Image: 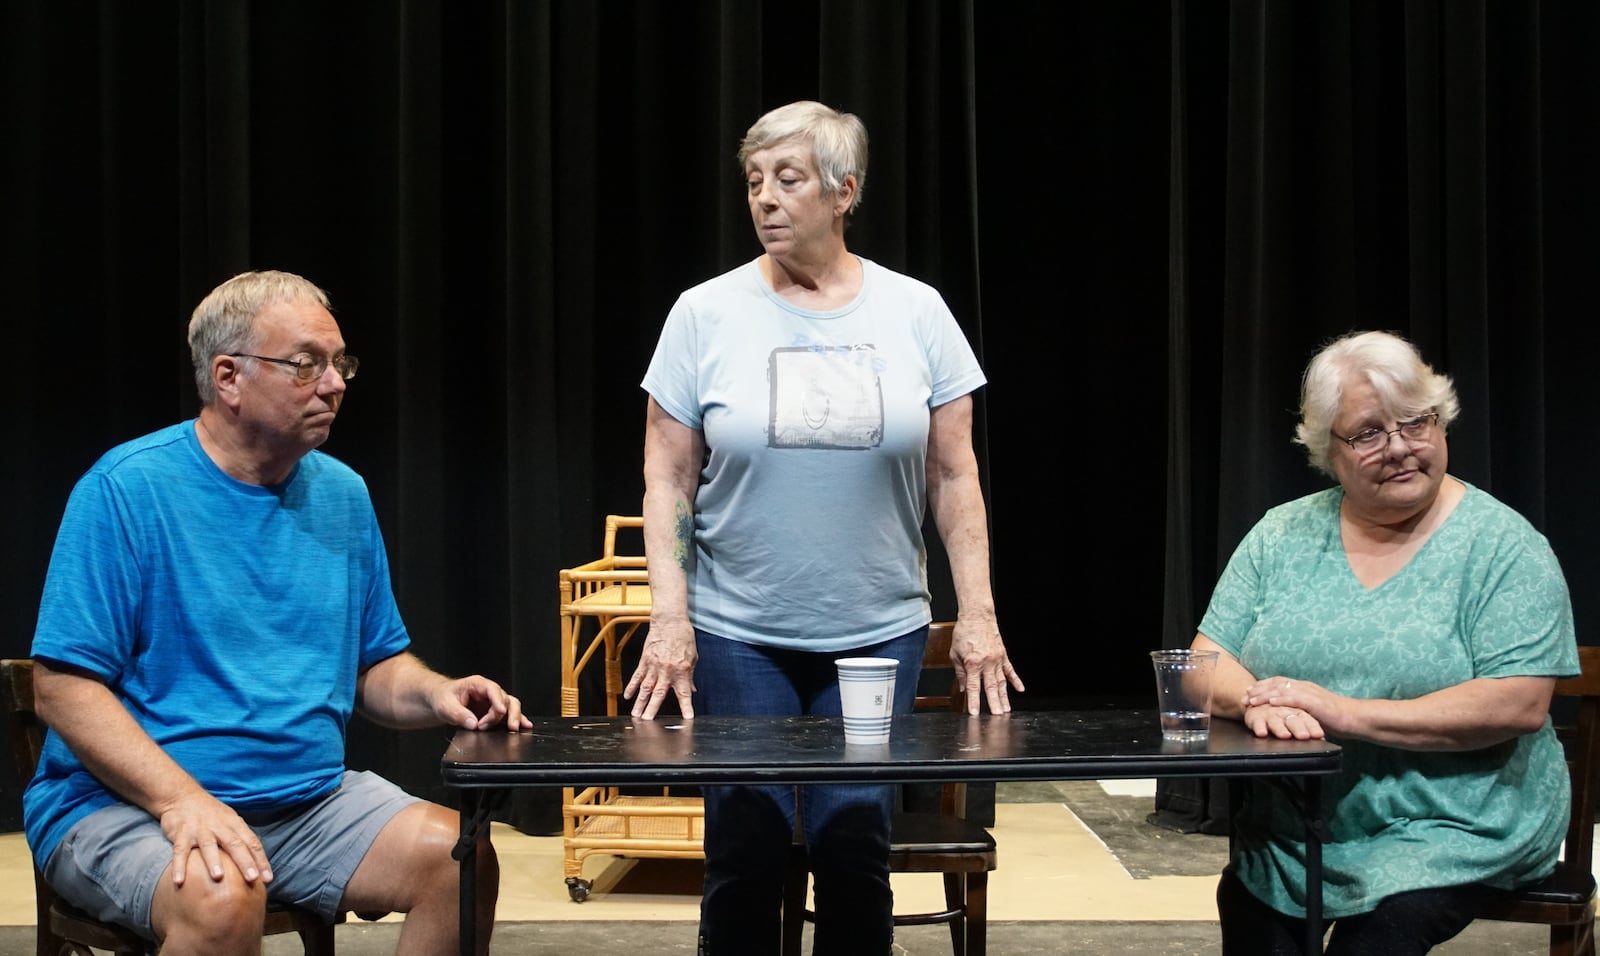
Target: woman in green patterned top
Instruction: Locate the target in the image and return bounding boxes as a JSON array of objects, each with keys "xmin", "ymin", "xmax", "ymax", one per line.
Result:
[{"xmin": 1192, "ymin": 330, "xmax": 1578, "ymax": 955}]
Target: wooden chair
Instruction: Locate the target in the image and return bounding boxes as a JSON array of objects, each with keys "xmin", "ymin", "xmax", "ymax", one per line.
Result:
[
  {"xmin": 1472, "ymin": 644, "xmax": 1600, "ymax": 956},
  {"xmin": 781, "ymin": 622, "xmax": 998, "ymax": 956},
  {"xmin": 1, "ymin": 658, "xmax": 342, "ymax": 956}
]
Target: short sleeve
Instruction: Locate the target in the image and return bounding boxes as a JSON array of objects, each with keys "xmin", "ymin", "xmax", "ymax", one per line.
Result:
[
  {"xmin": 1463, "ymin": 523, "xmax": 1577, "ymax": 680},
  {"xmin": 641, "ymin": 294, "xmax": 704, "ymax": 430},
  {"xmin": 1197, "ymin": 521, "xmax": 1268, "ymax": 658},
  {"xmin": 924, "ymin": 295, "xmax": 986, "ymax": 408},
  {"xmin": 32, "ymin": 472, "xmax": 141, "ymax": 680}
]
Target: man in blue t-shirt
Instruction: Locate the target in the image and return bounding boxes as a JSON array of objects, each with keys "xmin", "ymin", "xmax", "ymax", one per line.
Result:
[{"xmin": 26, "ymin": 270, "xmax": 529, "ymax": 954}]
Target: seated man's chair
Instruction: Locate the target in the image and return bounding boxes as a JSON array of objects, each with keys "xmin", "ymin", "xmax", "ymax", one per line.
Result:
[
  {"xmin": 781, "ymin": 622, "xmax": 998, "ymax": 956},
  {"xmin": 2, "ymin": 658, "xmax": 343, "ymax": 956},
  {"xmin": 1472, "ymin": 643, "xmax": 1600, "ymax": 956}
]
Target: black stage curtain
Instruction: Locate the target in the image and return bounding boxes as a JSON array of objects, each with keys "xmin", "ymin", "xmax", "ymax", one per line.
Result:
[
  {"xmin": 1153, "ymin": 0, "xmax": 1600, "ymax": 832},
  {"xmin": 3, "ymin": 2, "xmax": 1595, "ymax": 837}
]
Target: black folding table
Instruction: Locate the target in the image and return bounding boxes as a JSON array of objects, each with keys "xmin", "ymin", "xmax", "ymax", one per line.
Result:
[{"xmin": 441, "ymin": 709, "xmax": 1341, "ymax": 955}]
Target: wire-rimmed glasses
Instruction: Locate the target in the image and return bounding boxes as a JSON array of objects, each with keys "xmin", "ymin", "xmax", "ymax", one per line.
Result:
[
  {"xmin": 230, "ymin": 352, "xmax": 359, "ymax": 383},
  {"xmin": 1331, "ymin": 412, "xmax": 1437, "ymax": 456}
]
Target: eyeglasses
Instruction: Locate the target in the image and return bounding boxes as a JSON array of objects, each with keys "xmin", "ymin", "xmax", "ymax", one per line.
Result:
[
  {"xmin": 1331, "ymin": 412, "xmax": 1437, "ymax": 455},
  {"xmin": 231, "ymin": 352, "xmax": 359, "ymax": 383}
]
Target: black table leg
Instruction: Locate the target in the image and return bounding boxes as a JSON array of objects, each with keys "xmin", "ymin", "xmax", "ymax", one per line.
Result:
[
  {"xmin": 455, "ymin": 790, "xmax": 480, "ymax": 956},
  {"xmin": 453, "ymin": 789, "xmax": 503, "ymax": 956},
  {"xmin": 1240, "ymin": 775, "xmax": 1332, "ymax": 954},
  {"xmin": 1303, "ymin": 777, "xmax": 1324, "ymax": 954}
]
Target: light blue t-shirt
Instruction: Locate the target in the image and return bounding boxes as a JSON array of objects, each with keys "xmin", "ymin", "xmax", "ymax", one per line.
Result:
[
  {"xmin": 641, "ymin": 257, "xmax": 986, "ymax": 651},
  {"xmin": 26, "ymin": 421, "xmax": 411, "ymax": 864},
  {"xmin": 1200, "ymin": 482, "xmax": 1577, "ymax": 918}
]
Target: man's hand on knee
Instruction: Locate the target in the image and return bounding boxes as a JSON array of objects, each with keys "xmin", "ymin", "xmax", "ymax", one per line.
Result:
[{"xmin": 157, "ymin": 791, "xmax": 273, "ymax": 886}]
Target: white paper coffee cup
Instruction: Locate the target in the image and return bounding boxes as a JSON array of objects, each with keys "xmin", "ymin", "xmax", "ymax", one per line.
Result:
[{"xmin": 836, "ymin": 657, "xmax": 898, "ymax": 744}]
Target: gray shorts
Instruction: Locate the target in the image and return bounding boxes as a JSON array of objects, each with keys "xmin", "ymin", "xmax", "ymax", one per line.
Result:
[{"xmin": 42, "ymin": 770, "xmax": 422, "ymax": 940}]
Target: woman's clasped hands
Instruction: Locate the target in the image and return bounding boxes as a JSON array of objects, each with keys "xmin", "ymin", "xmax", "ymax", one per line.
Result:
[{"xmin": 1241, "ymin": 675, "xmax": 1332, "ymax": 740}]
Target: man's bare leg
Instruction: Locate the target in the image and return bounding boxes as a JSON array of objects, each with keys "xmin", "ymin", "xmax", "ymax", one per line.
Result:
[
  {"xmin": 149, "ymin": 852, "xmax": 268, "ymax": 956},
  {"xmin": 342, "ymin": 801, "xmax": 499, "ymax": 955}
]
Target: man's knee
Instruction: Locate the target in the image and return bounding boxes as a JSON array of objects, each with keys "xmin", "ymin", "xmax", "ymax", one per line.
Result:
[
  {"xmin": 152, "ymin": 863, "xmax": 269, "ymax": 949},
  {"xmin": 406, "ymin": 802, "xmax": 472, "ymax": 880},
  {"xmin": 348, "ymin": 801, "xmax": 479, "ymax": 912}
]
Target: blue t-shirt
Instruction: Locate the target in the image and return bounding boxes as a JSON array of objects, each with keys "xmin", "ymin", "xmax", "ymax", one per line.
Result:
[
  {"xmin": 641, "ymin": 257, "xmax": 986, "ymax": 651},
  {"xmin": 1199, "ymin": 482, "xmax": 1577, "ymax": 918},
  {"xmin": 25, "ymin": 421, "xmax": 411, "ymax": 864}
]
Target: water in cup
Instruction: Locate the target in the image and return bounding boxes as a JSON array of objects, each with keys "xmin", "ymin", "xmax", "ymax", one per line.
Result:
[
  {"xmin": 1150, "ymin": 649, "xmax": 1218, "ymax": 741},
  {"xmin": 1160, "ymin": 709, "xmax": 1211, "ymax": 740}
]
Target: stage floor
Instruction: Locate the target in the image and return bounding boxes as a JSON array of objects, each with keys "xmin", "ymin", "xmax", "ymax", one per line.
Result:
[{"xmin": 0, "ymin": 780, "xmax": 1567, "ymax": 954}]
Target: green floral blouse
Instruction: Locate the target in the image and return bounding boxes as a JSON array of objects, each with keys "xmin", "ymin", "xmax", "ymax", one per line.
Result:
[{"xmin": 1199, "ymin": 481, "xmax": 1578, "ymax": 918}]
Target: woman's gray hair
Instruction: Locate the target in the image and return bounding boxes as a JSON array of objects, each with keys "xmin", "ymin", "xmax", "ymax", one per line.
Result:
[
  {"xmin": 1294, "ymin": 330, "xmax": 1461, "ymax": 476},
  {"xmin": 187, "ymin": 270, "xmax": 331, "ymax": 406},
  {"xmin": 738, "ymin": 100, "xmax": 868, "ymax": 217}
]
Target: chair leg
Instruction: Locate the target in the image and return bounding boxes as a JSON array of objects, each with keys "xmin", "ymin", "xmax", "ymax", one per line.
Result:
[
  {"xmin": 1550, "ymin": 919, "xmax": 1599, "ymax": 956},
  {"xmin": 781, "ymin": 845, "xmax": 808, "ymax": 956},
  {"xmin": 941, "ymin": 872, "xmax": 966, "ymax": 956},
  {"xmin": 965, "ymin": 871, "xmax": 988, "ymax": 956},
  {"xmin": 300, "ymin": 919, "xmax": 337, "ymax": 956}
]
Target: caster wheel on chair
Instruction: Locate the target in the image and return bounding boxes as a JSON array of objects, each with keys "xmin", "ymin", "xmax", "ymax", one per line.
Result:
[{"xmin": 566, "ymin": 877, "xmax": 592, "ymax": 902}]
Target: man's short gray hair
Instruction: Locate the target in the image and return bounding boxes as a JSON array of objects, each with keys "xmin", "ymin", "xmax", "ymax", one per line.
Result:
[{"xmin": 187, "ymin": 271, "xmax": 331, "ymax": 405}]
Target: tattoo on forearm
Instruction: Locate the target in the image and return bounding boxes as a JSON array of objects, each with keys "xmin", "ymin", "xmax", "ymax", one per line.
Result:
[{"xmin": 673, "ymin": 501, "xmax": 693, "ymax": 572}]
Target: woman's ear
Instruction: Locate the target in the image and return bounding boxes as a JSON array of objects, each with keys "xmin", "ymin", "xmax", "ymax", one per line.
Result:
[{"xmin": 833, "ymin": 174, "xmax": 858, "ymax": 217}]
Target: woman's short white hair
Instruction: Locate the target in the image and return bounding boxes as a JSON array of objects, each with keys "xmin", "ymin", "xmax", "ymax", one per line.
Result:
[
  {"xmin": 1294, "ymin": 330, "xmax": 1461, "ymax": 476},
  {"xmin": 737, "ymin": 100, "xmax": 868, "ymax": 217},
  {"xmin": 187, "ymin": 270, "xmax": 331, "ymax": 406}
]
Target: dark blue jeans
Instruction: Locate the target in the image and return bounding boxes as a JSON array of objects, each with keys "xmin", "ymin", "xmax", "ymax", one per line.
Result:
[{"xmin": 692, "ymin": 626, "xmax": 927, "ymax": 956}]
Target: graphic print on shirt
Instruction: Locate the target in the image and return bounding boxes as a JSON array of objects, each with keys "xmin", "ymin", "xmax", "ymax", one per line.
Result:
[{"xmin": 767, "ymin": 344, "xmax": 883, "ymax": 449}]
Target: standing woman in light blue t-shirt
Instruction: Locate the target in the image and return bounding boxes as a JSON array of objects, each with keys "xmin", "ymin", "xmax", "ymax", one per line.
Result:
[
  {"xmin": 1192, "ymin": 330, "xmax": 1577, "ymax": 955},
  {"xmin": 624, "ymin": 101, "xmax": 1025, "ymax": 955}
]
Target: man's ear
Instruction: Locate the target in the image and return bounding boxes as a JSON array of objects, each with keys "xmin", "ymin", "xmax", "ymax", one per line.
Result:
[{"xmin": 213, "ymin": 356, "xmax": 244, "ymax": 408}]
